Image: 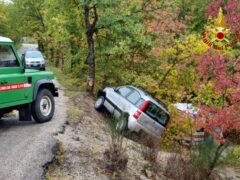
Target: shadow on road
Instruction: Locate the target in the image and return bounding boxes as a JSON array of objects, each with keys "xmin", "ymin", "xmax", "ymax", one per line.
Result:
[{"xmin": 0, "ymin": 118, "xmax": 36, "ymax": 129}]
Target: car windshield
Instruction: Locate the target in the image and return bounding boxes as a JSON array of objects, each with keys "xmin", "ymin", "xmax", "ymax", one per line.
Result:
[
  {"xmin": 26, "ymin": 51, "xmax": 43, "ymax": 58},
  {"xmin": 144, "ymin": 102, "xmax": 169, "ymax": 126}
]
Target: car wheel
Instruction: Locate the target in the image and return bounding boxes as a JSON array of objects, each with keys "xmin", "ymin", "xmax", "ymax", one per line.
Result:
[
  {"xmin": 95, "ymin": 96, "xmax": 105, "ymax": 111},
  {"xmin": 32, "ymin": 89, "xmax": 55, "ymax": 123},
  {"xmin": 116, "ymin": 114, "xmax": 128, "ymax": 131}
]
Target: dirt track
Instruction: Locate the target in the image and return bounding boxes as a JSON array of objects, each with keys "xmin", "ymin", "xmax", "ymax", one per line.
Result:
[{"xmin": 0, "ymin": 81, "xmax": 67, "ymax": 180}]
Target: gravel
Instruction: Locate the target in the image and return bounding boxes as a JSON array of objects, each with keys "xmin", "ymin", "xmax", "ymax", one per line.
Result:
[{"xmin": 0, "ymin": 81, "xmax": 68, "ymax": 180}]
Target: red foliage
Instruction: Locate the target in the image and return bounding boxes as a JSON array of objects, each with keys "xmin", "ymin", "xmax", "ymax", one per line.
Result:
[
  {"xmin": 196, "ymin": 51, "xmax": 240, "ymax": 142},
  {"xmin": 150, "ymin": 7, "xmax": 187, "ymax": 44},
  {"xmin": 198, "ymin": 52, "xmax": 239, "ymax": 95},
  {"xmin": 149, "ymin": 7, "xmax": 188, "ymax": 56},
  {"xmin": 205, "ymin": 0, "xmax": 240, "ymax": 32},
  {"xmin": 195, "ymin": 1, "xmax": 240, "ymax": 142}
]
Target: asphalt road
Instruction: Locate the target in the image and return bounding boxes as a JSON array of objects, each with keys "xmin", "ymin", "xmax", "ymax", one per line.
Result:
[{"xmin": 0, "ymin": 44, "xmax": 68, "ymax": 180}]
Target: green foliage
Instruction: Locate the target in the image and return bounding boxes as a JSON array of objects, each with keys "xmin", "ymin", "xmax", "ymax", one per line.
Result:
[
  {"xmin": 190, "ymin": 139, "xmax": 230, "ymax": 179},
  {"xmin": 160, "ymin": 105, "xmax": 194, "ymax": 150},
  {"xmin": 0, "ymin": 1, "xmax": 8, "ymax": 36},
  {"xmin": 222, "ymin": 146, "xmax": 240, "ymax": 167},
  {"xmin": 2, "ymin": 0, "xmax": 239, "ymax": 156},
  {"xmin": 1, "ymin": 0, "xmax": 213, "ymax": 102},
  {"xmin": 194, "ymin": 82, "xmax": 223, "ymax": 107},
  {"xmin": 191, "ymin": 139, "xmax": 219, "ymax": 169},
  {"xmin": 165, "ymin": 138, "xmax": 229, "ymax": 179}
]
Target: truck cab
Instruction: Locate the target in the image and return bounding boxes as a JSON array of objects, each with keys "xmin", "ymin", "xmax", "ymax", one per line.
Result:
[{"xmin": 0, "ymin": 36, "xmax": 58, "ymax": 123}]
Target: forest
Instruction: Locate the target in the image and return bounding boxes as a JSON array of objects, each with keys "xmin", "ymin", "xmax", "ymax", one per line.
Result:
[{"xmin": 0, "ymin": 0, "xmax": 240, "ymax": 178}]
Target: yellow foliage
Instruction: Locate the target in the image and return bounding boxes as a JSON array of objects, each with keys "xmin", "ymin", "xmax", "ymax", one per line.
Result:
[{"xmin": 161, "ymin": 105, "xmax": 194, "ymax": 150}]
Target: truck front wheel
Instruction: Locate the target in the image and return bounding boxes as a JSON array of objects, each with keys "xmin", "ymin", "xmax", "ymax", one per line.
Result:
[{"xmin": 32, "ymin": 89, "xmax": 55, "ymax": 123}]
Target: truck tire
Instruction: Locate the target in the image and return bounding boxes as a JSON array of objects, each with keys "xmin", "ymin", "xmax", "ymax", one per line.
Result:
[{"xmin": 32, "ymin": 89, "xmax": 55, "ymax": 123}]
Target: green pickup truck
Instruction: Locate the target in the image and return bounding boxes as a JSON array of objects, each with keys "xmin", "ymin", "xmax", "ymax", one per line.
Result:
[{"xmin": 0, "ymin": 36, "xmax": 58, "ymax": 123}]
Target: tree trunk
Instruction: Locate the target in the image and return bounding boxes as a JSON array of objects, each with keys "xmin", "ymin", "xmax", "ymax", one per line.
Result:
[
  {"xmin": 86, "ymin": 35, "xmax": 95, "ymax": 94},
  {"xmin": 38, "ymin": 40, "xmax": 44, "ymax": 52},
  {"xmin": 83, "ymin": 3, "xmax": 98, "ymax": 95}
]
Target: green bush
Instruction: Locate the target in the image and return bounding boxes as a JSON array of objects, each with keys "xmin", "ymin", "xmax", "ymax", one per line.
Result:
[
  {"xmin": 103, "ymin": 114, "xmax": 129, "ymax": 172},
  {"xmin": 222, "ymin": 146, "xmax": 240, "ymax": 167},
  {"xmin": 165, "ymin": 138, "xmax": 229, "ymax": 179}
]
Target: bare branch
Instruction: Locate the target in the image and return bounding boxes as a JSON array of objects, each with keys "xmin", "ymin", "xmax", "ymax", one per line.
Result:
[{"xmin": 91, "ymin": 5, "xmax": 98, "ymax": 31}]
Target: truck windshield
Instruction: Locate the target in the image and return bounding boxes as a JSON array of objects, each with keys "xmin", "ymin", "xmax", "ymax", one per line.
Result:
[
  {"xmin": 144, "ymin": 102, "xmax": 169, "ymax": 126},
  {"xmin": 0, "ymin": 45, "xmax": 19, "ymax": 68}
]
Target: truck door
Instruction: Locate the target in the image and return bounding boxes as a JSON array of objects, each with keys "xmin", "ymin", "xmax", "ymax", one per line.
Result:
[{"xmin": 0, "ymin": 44, "xmax": 30, "ymax": 105}]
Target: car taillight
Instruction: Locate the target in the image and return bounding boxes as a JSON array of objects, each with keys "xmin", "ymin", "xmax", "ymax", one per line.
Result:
[
  {"xmin": 133, "ymin": 100, "xmax": 150, "ymax": 120},
  {"xmin": 133, "ymin": 110, "xmax": 142, "ymax": 119}
]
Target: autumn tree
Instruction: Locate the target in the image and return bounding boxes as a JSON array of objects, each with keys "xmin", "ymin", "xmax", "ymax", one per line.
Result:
[
  {"xmin": 195, "ymin": 0, "xmax": 240, "ymax": 143},
  {"xmin": 0, "ymin": 1, "xmax": 8, "ymax": 36},
  {"xmin": 206, "ymin": 0, "xmax": 240, "ymax": 32},
  {"xmin": 192, "ymin": 0, "xmax": 240, "ymax": 176},
  {"xmin": 7, "ymin": 0, "xmax": 46, "ymax": 50},
  {"xmin": 68, "ymin": 0, "xmax": 162, "ymax": 94},
  {"xmin": 82, "ymin": 1, "xmax": 98, "ymax": 94}
]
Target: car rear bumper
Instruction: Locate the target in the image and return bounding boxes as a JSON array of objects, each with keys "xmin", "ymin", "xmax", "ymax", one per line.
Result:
[{"xmin": 128, "ymin": 116, "xmax": 164, "ymax": 138}]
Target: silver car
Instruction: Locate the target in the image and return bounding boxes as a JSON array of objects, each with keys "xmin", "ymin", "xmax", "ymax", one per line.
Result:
[
  {"xmin": 24, "ymin": 50, "xmax": 45, "ymax": 71},
  {"xmin": 95, "ymin": 86, "xmax": 170, "ymax": 137}
]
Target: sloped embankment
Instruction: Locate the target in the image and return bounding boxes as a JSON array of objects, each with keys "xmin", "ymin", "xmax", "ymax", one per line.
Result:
[
  {"xmin": 44, "ymin": 91, "xmax": 240, "ymax": 180},
  {"xmin": 45, "ymin": 92, "xmax": 170, "ymax": 180}
]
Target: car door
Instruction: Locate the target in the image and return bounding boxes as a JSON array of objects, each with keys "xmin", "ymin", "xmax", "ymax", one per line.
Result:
[
  {"xmin": 0, "ymin": 44, "xmax": 30, "ymax": 105},
  {"xmin": 112, "ymin": 88, "xmax": 142, "ymax": 117},
  {"xmin": 106, "ymin": 86, "xmax": 132, "ymax": 115},
  {"xmin": 123, "ymin": 89, "xmax": 142, "ymax": 111},
  {"xmin": 137, "ymin": 102, "xmax": 169, "ymax": 136}
]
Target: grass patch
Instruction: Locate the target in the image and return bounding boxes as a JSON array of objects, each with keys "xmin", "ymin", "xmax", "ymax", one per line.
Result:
[
  {"xmin": 49, "ymin": 66, "xmax": 85, "ymax": 97},
  {"xmin": 66, "ymin": 106, "xmax": 84, "ymax": 123},
  {"xmin": 222, "ymin": 146, "xmax": 240, "ymax": 167},
  {"xmin": 45, "ymin": 142, "xmax": 69, "ymax": 180}
]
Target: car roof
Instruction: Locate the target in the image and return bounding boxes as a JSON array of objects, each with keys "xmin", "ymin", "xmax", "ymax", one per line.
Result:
[
  {"xmin": 0, "ymin": 36, "xmax": 13, "ymax": 43},
  {"xmin": 126, "ymin": 85, "xmax": 169, "ymax": 114},
  {"xmin": 174, "ymin": 103, "xmax": 198, "ymax": 115}
]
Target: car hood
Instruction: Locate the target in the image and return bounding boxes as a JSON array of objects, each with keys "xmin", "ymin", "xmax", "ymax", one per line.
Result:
[{"xmin": 25, "ymin": 58, "xmax": 44, "ymax": 62}]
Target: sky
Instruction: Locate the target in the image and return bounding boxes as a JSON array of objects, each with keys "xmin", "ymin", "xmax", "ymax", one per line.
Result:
[{"xmin": 3, "ymin": 0, "xmax": 12, "ymax": 3}]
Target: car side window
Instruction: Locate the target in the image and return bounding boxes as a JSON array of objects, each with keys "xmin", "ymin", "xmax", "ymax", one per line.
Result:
[
  {"xmin": 127, "ymin": 90, "xmax": 141, "ymax": 104},
  {"xmin": 136, "ymin": 98, "xmax": 145, "ymax": 108},
  {"xmin": 117, "ymin": 87, "xmax": 131, "ymax": 97},
  {"xmin": 0, "ymin": 45, "xmax": 19, "ymax": 68}
]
